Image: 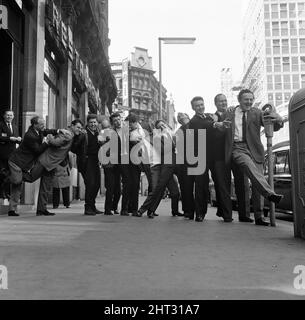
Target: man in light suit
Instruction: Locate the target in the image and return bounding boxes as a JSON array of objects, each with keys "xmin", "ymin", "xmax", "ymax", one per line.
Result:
[
  {"xmin": 214, "ymin": 89, "xmax": 284, "ymax": 226},
  {"xmin": 22, "ymin": 122, "xmax": 81, "ymax": 216}
]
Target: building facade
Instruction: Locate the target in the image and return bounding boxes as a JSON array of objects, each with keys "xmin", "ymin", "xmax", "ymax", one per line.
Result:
[
  {"xmin": 220, "ymin": 68, "xmax": 238, "ymax": 107},
  {"xmin": 0, "ymin": 0, "xmax": 116, "ymax": 208},
  {"xmin": 242, "ymin": 0, "xmax": 305, "ymax": 109},
  {"xmin": 111, "ymin": 47, "xmax": 167, "ymax": 124}
]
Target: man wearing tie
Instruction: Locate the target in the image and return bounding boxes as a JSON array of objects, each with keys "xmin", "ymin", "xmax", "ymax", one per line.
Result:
[
  {"xmin": 0, "ymin": 110, "xmax": 21, "ymax": 204},
  {"xmin": 215, "ymin": 89, "xmax": 284, "ymax": 226}
]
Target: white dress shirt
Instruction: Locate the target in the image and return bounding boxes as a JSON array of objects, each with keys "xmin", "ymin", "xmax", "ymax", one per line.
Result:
[{"xmin": 234, "ymin": 106, "xmax": 248, "ymax": 142}]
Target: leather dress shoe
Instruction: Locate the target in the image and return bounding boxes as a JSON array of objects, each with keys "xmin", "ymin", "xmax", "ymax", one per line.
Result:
[
  {"xmin": 53, "ymin": 206, "xmax": 59, "ymax": 209},
  {"xmin": 255, "ymin": 218, "xmax": 270, "ymax": 226},
  {"xmin": 132, "ymin": 212, "xmax": 142, "ymax": 217},
  {"xmin": 153, "ymin": 213, "xmax": 159, "ymax": 217},
  {"xmin": 195, "ymin": 216, "xmax": 204, "ymax": 222},
  {"xmin": 147, "ymin": 211, "xmax": 154, "ymax": 219},
  {"xmin": 104, "ymin": 211, "xmax": 113, "ymax": 216},
  {"xmin": 8, "ymin": 210, "xmax": 19, "ymax": 217},
  {"xmin": 95, "ymin": 208, "xmax": 104, "ymax": 215},
  {"xmin": 268, "ymin": 193, "xmax": 283, "ymax": 204},
  {"xmin": 216, "ymin": 211, "xmax": 223, "ymax": 218},
  {"xmin": 113, "ymin": 210, "xmax": 120, "ymax": 215},
  {"xmin": 84, "ymin": 205, "xmax": 96, "ymax": 216},
  {"xmin": 184, "ymin": 213, "xmax": 194, "ymax": 220},
  {"xmin": 36, "ymin": 210, "xmax": 55, "ymax": 216},
  {"xmin": 239, "ymin": 217, "xmax": 254, "ymax": 223},
  {"xmin": 172, "ymin": 212, "xmax": 184, "ymax": 217},
  {"xmin": 223, "ymin": 218, "xmax": 233, "ymax": 223},
  {"xmin": 84, "ymin": 209, "xmax": 96, "ymax": 216},
  {"xmin": 120, "ymin": 211, "xmax": 130, "ymax": 216}
]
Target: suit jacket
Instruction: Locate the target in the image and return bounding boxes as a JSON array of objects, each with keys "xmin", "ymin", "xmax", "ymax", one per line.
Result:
[
  {"xmin": 39, "ymin": 130, "xmax": 74, "ymax": 172},
  {"xmin": 70, "ymin": 132, "xmax": 88, "ymax": 175},
  {"xmin": 209, "ymin": 112, "xmax": 226, "ymax": 162},
  {"xmin": 188, "ymin": 113, "xmax": 215, "ymax": 167},
  {"xmin": 223, "ymin": 106, "xmax": 283, "ymax": 164},
  {"xmin": 9, "ymin": 126, "xmax": 57, "ymax": 171},
  {"xmin": 0, "ymin": 121, "xmax": 20, "ymax": 160}
]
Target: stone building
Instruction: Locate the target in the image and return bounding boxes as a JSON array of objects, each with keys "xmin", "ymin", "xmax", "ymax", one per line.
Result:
[
  {"xmin": 0, "ymin": 0, "xmax": 116, "ymax": 209},
  {"xmin": 111, "ymin": 47, "xmax": 168, "ymax": 124}
]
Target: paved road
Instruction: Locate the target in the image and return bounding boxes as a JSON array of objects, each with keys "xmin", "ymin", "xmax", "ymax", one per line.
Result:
[{"xmin": 0, "ymin": 196, "xmax": 304, "ymax": 300}]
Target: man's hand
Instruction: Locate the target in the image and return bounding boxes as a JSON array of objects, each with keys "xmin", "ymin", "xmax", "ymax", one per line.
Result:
[{"xmin": 10, "ymin": 136, "xmax": 22, "ymax": 142}]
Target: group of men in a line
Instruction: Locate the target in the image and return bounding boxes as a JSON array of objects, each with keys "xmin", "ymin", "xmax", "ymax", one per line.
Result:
[{"xmin": 0, "ymin": 88, "xmax": 284, "ymax": 226}]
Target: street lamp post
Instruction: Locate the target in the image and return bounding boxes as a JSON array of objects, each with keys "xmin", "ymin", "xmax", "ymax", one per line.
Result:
[{"xmin": 158, "ymin": 37, "xmax": 196, "ymax": 120}]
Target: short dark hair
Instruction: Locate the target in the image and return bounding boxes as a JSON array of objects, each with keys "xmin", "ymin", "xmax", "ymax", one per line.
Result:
[
  {"xmin": 30, "ymin": 115, "xmax": 40, "ymax": 126},
  {"xmin": 109, "ymin": 112, "xmax": 121, "ymax": 124},
  {"xmin": 2, "ymin": 109, "xmax": 13, "ymax": 116},
  {"xmin": 155, "ymin": 119, "xmax": 165, "ymax": 128},
  {"xmin": 214, "ymin": 94, "xmax": 226, "ymax": 105},
  {"xmin": 238, "ymin": 89, "xmax": 254, "ymax": 102},
  {"xmin": 87, "ymin": 114, "xmax": 98, "ymax": 123},
  {"xmin": 126, "ymin": 113, "xmax": 138, "ymax": 123},
  {"xmin": 71, "ymin": 119, "xmax": 83, "ymax": 126},
  {"xmin": 191, "ymin": 96, "xmax": 204, "ymax": 107}
]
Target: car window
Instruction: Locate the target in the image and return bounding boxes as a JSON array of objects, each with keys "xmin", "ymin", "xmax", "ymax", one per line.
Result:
[
  {"xmin": 274, "ymin": 151, "xmax": 289, "ymax": 174},
  {"xmin": 264, "ymin": 154, "xmax": 276, "ymax": 175}
]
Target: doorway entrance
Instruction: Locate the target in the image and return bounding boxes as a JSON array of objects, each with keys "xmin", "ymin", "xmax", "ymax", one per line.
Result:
[{"xmin": 0, "ymin": 30, "xmax": 12, "ymax": 121}]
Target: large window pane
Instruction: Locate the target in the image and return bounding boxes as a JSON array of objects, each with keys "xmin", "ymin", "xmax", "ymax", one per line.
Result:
[
  {"xmin": 272, "ymin": 22, "xmax": 279, "ymax": 36},
  {"xmin": 283, "ymin": 75, "xmax": 291, "ymax": 89}
]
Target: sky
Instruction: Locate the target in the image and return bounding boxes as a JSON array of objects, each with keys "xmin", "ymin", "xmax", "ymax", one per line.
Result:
[{"xmin": 109, "ymin": 0, "xmax": 250, "ymax": 114}]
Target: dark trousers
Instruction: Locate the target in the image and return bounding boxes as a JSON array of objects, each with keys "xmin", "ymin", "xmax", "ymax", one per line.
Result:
[
  {"xmin": 232, "ymin": 161, "xmax": 251, "ymax": 219},
  {"xmin": 128, "ymin": 164, "xmax": 141, "ymax": 213},
  {"xmin": 84, "ymin": 155, "xmax": 101, "ymax": 210},
  {"xmin": 140, "ymin": 164, "xmax": 178, "ymax": 214},
  {"xmin": 232, "ymin": 160, "xmax": 264, "ymax": 220},
  {"xmin": 184, "ymin": 168, "xmax": 209, "ymax": 219},
  {"xmin": 22, "ymin": 161, "xmax": 54, "ymax": 212},
  {"xmin": 210, "ymin": 160, "xmax": 232, "ymax": 219},
  {"xmin": 165, "ymin": 174, "xmax": 180, "ymax": 214},
  {"xmin": 140, "ymin": 163, "xmax": 152, "ymax": 194},
  {"xmin": 53, "ymin": 187, "xmax": 70, "ymax": 208},
  {"xmin": 0, "ymin": 158, "xmax": 10, "ymax": 198},
  {"xmin": 104, "ymin": 166, "xmax": 121, "ymax": 212},
  {"xmin": 175, "ymin": 164, "xmax": 188, "ymax": 213},
  {"xmin": 104, "ymin": 164, "xmax": 129, "ymax": 213}
]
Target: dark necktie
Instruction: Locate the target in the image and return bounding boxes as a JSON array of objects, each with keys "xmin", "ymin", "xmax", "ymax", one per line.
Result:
[
  {"xmin": 7, "ymin": 123, "xmax": 12, "ymax": 134},
  {"xmin": 242, "ymin": 111, "xmax": 247, "ymax": 142}
]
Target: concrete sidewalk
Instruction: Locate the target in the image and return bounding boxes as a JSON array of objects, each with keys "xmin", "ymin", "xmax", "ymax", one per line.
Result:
[{"xmin": 0, "ymin": 196, "xmax": 304, "ymax": 300}]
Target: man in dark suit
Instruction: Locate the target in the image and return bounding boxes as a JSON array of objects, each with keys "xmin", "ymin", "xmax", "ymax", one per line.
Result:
[
  {"xmin": 0, "ymin": 110, "xmax": 21, "ymax": 203},
  {"xmin": 184, "ymin": 96, "xmax": 215, "ymax": 222},
  {"xmin": 22, "ymin": 124, "xmax": 77, "ymax": 216},
  {"xmin": 83, "ymin": 114, "xmax": 103, "ymax": 216},
  {"xmin": 209, "ymin": 95, "xmax": 233, "ymax": 222},
  {"xmin": 8, "ymin": 116, "xmax": 58, "ymax": 216},
  {"xmin": 215, "ymin": 89, "xmax": 284, "ymax": 226}
]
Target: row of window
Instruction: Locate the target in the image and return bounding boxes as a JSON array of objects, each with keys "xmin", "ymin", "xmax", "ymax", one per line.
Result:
[
  {"xmin": 266, "ymin": 56, "xmax": 305, "ymax": 73},
  {"xmin": 267, "ymin": 74, "xmax": 305, "ymax": 90},
  {"xmin": 265, "ymin": 20, "xmax": 305, "ymax": 37},
  {"xmin": 266, "ymin": 38, "xmax": 305, "ymax": 55},
  {"xmin": 264, "ymin": 2, "xmax": 305, "ymax": 20},
  {"xmin": 268, "ymin": 92, "xmax": 292, "ymax": 107}
]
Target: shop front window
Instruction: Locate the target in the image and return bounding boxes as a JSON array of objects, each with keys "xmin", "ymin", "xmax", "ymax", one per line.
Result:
[{"xmin": 43, "ymin": 57, "xmax": 58, "ymax": 129}]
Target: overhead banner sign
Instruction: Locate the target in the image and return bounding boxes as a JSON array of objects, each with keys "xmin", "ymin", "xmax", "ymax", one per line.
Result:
[
  {"xmin": 0, "ymin": 5, "xmax": 8, "ymax": 30},
  {"xmin": 122, "ymin": 58, "xmax": 129, "ymax": 108}
]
